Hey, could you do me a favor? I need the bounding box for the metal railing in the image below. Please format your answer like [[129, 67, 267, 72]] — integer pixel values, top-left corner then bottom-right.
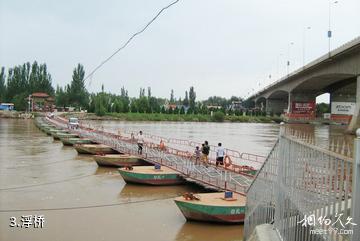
[[244, 124, 360, 241], [41, 117, 253, 194], [78, 120, 266, 169]]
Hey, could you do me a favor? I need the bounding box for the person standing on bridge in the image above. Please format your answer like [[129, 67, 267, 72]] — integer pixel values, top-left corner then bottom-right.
[[137, 131, 144, 155], [194, 146, 201, 165], [202, 141, 210, 166], [216, 143, 225, 167]]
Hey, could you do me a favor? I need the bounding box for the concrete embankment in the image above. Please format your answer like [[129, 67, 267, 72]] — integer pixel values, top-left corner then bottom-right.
[[247, 224, 281, 241]]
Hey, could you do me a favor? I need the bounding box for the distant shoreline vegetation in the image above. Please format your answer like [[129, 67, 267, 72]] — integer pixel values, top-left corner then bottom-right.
[[1, 61, 276, 121], [63, 112, 282, 123], [1, 61, 260, 116]]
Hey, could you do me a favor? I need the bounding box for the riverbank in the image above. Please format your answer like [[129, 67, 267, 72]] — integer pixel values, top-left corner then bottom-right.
[[0, 110, 35, 119], [62, 112, 282, 123]]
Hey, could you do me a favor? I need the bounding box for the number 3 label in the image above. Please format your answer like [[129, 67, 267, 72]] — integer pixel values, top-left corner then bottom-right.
[[9, 217, 16, 227]]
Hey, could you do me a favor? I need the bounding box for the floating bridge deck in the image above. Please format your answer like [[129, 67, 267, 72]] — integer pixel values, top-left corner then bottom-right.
[[40, 116, 265, 195]]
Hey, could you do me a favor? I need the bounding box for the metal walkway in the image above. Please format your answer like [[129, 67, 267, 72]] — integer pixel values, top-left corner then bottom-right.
[[42, 116, 265, 195]]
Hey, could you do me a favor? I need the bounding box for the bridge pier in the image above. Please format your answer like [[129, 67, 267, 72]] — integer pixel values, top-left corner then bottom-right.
[[347, 76, 360, 133], [266, 98, 288, 116]]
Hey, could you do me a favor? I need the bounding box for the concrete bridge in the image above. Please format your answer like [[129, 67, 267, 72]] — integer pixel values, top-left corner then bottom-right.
[[248, 36, 360, 132]]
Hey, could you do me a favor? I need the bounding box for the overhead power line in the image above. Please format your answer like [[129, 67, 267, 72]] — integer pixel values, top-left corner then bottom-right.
[[85, 0, 181, 84]]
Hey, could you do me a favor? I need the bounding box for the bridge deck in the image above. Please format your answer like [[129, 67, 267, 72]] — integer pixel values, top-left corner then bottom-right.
[[41, 117, 263, 195]]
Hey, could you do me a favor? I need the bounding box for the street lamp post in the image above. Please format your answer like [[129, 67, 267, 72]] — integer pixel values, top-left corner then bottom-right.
[[302, 26, 311, 66], [328, 0, 339, 53], [287, 42, 294, 75]]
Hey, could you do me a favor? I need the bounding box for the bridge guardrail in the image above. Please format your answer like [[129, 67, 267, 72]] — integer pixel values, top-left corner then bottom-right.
[[244, 123, 359, 241]]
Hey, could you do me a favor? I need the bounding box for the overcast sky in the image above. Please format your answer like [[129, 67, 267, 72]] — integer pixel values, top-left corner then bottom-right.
[[1, 0, 359, 101]]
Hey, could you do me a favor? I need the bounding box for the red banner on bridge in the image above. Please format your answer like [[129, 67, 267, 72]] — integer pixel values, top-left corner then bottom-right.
[[292, 101, 315, 114]]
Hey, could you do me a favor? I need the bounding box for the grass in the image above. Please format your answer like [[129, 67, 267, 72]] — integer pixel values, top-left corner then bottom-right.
[[96, 112, 279, 123]]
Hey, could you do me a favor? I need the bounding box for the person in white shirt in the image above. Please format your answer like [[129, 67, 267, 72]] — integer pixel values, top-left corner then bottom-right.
[[216, 143, 225, 167], [137, 131, 144, 154]]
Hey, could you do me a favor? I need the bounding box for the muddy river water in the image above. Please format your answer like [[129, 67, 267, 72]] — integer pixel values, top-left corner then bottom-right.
[[0, 119, 353, 241]]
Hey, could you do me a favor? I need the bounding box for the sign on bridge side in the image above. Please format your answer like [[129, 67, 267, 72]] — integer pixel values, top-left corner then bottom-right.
[[331, 102, 356, 115], [292, 101, 315, 114]]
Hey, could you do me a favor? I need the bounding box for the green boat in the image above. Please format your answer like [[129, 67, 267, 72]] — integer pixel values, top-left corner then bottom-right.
[[118, 166, 185, 185], [174, 192, 246, 223], [53, 132, 78, 140], [43, 128, 60, 135], [74, 144, 118, 155], [61, 137, 93, 146], [39, 125, 51, 131], [50, 130, 69, 139]]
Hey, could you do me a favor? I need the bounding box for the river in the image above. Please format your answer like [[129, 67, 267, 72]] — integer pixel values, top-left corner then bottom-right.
[[0, 118, 353, 241]]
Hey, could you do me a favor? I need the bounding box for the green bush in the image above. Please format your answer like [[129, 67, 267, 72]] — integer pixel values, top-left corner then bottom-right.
[[211, 111, 225, 122]]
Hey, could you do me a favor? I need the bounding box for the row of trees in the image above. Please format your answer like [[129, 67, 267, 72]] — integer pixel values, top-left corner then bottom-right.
[[1, 61, 247, 115], [0, 62, 54, 110], [89, 85, 247, 116]]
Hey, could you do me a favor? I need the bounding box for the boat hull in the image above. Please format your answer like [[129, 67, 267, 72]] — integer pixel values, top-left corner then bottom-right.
[[94, 155, 146, 167], [74, 144, 118, 155], [53, 133, 78, 140], [174, 200, 245, 223], [61, 138, 93, 146], [118, 169, 184, 185], [43, 128, 58, 135]]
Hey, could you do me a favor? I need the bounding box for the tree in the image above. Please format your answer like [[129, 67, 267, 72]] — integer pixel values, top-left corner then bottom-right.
[[55, 86, 68, 107], [149, 96, 160, 113], [114, 99, 123, 113], [316, 103, 330, 117], [139, 88, 145, 98], [6, 67, 26, 101], [68, 64, 88, 109], [130, 99, 138, 113], [29, 62, 54, 95], [189, 86, 196, 111], [13, 93, 28, 111], [180, 106, 185, 114], [137, 97, 150, 113], [94, 94, 106, 116], [183, 91, 189, 107], [170, 89, 174, 103], [160, 106, 166, 114], [147, 87, 151, 98], [0, 67, 6, 102]]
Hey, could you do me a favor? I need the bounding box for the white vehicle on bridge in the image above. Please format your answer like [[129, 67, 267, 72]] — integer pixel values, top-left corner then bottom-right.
[[68, 117, 79, 129]]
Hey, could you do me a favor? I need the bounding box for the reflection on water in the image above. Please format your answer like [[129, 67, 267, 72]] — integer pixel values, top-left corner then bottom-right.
[[286, 124, 354, 157], [0, 118, 354, 241], [175, 222, 243, 241]]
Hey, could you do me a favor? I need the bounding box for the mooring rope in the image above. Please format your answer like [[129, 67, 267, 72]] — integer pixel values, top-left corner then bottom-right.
[[0, 173, 96, 191], [1, 159, 78, 170], [0, 194, 180, 212]]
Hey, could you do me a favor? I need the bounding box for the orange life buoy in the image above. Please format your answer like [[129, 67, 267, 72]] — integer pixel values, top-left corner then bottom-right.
[[224, 155, 232, 168]]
